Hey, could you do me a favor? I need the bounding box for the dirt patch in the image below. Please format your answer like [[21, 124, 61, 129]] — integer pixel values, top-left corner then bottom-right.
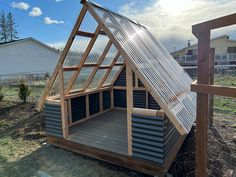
[[0, 101, 235, 177]]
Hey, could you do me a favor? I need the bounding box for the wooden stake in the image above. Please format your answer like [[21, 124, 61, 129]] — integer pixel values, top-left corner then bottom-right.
[[126, 63, 133, 156]]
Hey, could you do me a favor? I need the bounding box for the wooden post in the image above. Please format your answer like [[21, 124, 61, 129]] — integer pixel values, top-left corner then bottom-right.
[[111, 88, 114, 109], [86, 95, 90, 118], [209, 48, 215, 126], [59, 66, 69, 139], [195, 30, 210, 177], [126, 63, 133, 156]]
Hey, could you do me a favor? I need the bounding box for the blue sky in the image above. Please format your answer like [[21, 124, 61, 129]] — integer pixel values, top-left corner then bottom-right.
[[0, 0, 153, 49], [1, 0, 236, 52]]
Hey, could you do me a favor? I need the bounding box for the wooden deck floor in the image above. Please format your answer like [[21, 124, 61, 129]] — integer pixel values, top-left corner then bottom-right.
[[69, 109, 128, 155]]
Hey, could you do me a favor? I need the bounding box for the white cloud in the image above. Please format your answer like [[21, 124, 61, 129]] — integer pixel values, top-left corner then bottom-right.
[[29, 7, 42, 17], [44, 17, 64, 25], [55, 0, 63, 2], [11, 1, 30, 10], [119, 0, 236, 51]]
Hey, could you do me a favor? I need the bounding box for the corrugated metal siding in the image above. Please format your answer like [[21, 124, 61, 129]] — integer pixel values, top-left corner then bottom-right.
[[148, 93, 161, 110], [133, 90, 146, 108], [114, 89, 126, 108], [131, 114, 180, 165], [71, 96, 86, 122], [44, 103, 63, 137], [114, 67, 126, 86], [103, 90, 111, 110], [89, 93, 100, 115]]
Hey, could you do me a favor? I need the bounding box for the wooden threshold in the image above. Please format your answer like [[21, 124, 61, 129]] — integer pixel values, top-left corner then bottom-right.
[[48, 133, 187, 177]]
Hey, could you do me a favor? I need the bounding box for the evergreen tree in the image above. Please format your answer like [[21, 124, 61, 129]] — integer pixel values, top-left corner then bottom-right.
[[7, 12, 18, 41], [0, 11, 8, 43]]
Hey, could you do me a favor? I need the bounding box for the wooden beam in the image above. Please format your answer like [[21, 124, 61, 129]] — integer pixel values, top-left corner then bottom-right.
[[97, 52, 120, 88], [132, 108, 165, 117], [209, 48, 215, 126], [65, 26, 102, 94], [191, 82, 236, 98], [82, 40, 113, 90], [192, 13, 236, 35], [76, 30, 106, 38], [68, 98, 72, 125], [126, 63, 133, 156], [76, 31, 95, 38], [65, 86, 112, 99], [195, 30, 210, 177], [87, 4, 188, 135], [59, 66, 69, 139], [86, 95, 89, 118], [37, 6, 87, 111]]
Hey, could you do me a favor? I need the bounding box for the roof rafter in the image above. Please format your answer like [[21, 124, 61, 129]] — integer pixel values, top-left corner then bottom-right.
[[81, 40, 113, 90], [37, 5, 87, 111], [64, 25, 102, 94]]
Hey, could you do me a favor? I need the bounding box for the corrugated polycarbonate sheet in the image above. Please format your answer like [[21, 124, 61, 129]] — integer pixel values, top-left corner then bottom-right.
[[89, 3, 196, 133]]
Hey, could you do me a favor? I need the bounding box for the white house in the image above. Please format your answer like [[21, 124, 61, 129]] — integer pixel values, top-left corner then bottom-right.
[[0, 37, 60, 75], [171, 35, 236, 66]]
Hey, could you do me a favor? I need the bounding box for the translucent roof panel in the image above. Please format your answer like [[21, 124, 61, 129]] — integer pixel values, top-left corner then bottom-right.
[[88, 69, 108, 89], [48, 74, 60, 97], [71, 67, 94, 91], [79, 11, 98, 33], [89, 3, 196, 134], [63, 71, 74, 89], [101, 44, 118, 66], [84, 35, 109, 64], [63, 36, 91, 67], [103, 66, 122, 86], [116, 55, 125, 63]]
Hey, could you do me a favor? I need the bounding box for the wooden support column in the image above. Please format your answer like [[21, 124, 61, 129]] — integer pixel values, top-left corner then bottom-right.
[[111, 88, 114, 109], [195, 30, 210, 177], [209, 48, 215, 126], [126, 63, 133, 156], [59, 66, 69, 139], [86, 95, 90, 118]]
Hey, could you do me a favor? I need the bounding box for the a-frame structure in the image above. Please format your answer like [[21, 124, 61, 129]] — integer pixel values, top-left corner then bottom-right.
[[39, 1, 196, 176]]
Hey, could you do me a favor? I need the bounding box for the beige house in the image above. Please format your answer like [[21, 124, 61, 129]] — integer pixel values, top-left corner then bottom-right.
[[171, 35, 236, 66]]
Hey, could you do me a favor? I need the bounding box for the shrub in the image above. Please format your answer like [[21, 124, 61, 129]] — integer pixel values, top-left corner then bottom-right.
[[18, 80, 31, 104], [0, 87, 4, 101]]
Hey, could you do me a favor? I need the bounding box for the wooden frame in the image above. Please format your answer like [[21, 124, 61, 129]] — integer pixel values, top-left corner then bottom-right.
[[87, 4, 188, 135], [37, 6, 87, 111], [126, 63, 133, 156], [40, 2, 195, 176], [192, 13, 236, 177]]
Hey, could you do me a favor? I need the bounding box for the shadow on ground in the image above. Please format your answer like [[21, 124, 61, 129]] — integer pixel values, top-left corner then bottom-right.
[[0, 145, 150, 177]]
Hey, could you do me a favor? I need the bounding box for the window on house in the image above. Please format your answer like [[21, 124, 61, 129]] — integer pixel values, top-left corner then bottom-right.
[[227, 46, 236, 53]]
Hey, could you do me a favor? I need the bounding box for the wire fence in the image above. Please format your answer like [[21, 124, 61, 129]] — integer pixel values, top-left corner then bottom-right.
[[0, 66, 235, 176], [183, 65, 236, 177], [0, 71, 50, 102]]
